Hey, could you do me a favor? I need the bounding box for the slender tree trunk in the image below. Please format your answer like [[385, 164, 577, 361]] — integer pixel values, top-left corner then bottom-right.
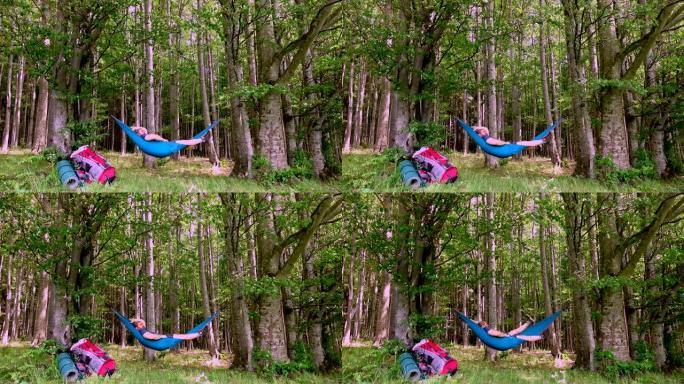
[[1, 56, 13, 154], [198, 221, 219, 361], [353, 62, 367, 148], [539, 206, 560, 357], [10, 56, 25, 149], [143, 0, 157, 169], [1, 253, 14, 345], [484, 2, 498, 169], [195, 13, 221, 169], [539, 6, 561, 168], [144, 194, 156, 361], [484, 193, 497, 360], [343, 62, 354, 153]]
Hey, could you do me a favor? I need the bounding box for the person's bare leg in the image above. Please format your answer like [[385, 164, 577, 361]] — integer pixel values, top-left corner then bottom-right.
[[171, 332, 201, 340], [515, 139, 545, 147], [174, 138, 204, 146], [516, 335, 542, 342], [507, 322, 531, 336], [144, 134, 168, 142]]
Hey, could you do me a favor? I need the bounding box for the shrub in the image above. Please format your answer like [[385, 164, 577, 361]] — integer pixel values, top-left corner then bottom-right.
[[596, 342, 656, 380]]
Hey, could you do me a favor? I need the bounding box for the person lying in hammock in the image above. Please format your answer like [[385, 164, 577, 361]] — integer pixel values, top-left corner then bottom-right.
[[473, 126, 548, 147], [477, 320, 543, 342], [129, 318, 203, 341], [130, 126, 206, 146]]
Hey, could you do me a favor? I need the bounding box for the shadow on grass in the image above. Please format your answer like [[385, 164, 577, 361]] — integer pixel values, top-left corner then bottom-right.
[[342, 150, 684, 193]]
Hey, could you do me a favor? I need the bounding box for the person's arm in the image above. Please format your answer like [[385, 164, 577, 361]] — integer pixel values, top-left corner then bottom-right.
[[485, 137, 509, 146], [487, 329, 510, 338], [141, 331, 167, 340]]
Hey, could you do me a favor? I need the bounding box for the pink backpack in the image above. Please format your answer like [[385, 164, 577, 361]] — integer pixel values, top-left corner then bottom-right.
[[70, 146, 116, 184], [412, 339, 458, 376], [412, 147, 458, 184], [70, 338, 116, 377]]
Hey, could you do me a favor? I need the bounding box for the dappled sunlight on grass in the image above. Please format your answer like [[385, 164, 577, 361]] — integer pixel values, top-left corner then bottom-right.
[[0, 150, 338, 193], [342, 344, 684, 384], [342, 151, 684, 193]]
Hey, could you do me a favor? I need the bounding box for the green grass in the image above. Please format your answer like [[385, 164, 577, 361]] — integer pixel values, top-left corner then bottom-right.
[[0, 343, 340, 383], [0, 150, 339, 193], [341, 343, 684, 383], [342, 150, 684, 193]]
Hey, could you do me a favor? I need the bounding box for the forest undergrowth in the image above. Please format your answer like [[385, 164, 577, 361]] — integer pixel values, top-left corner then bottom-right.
[[0, 344, 341, 384], [0, 151, 339, 192], [341, 151, 684, 193], [341, 344, 684, 384]]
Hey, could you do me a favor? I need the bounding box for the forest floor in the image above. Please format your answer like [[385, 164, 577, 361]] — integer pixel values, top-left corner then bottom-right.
[[342, 150, 684, 192], [342, 343, 684, 383], [0, 150, 338, 192], [0, 343, 340, 383]]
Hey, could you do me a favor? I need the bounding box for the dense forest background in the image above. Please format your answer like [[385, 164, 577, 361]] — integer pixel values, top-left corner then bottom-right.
[[339, 1, 683, 178], [0, 0, 345, 178], [0, 193, 344, 372], [341, 193, 684, 372], [0, 1, 682, 182]]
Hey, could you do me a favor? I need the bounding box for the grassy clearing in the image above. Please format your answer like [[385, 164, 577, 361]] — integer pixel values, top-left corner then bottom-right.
[[0, 150, 339, 193], [341, 343, 684, 384], [0, 343, 340, 384], [341, 150, 684, 193]]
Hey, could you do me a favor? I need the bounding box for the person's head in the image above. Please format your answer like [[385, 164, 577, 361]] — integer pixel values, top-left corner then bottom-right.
[[129, 318, 146, 330], [473, 126, 489, 137], [478, 320, 489, 328], [131, 126, 148, 136]]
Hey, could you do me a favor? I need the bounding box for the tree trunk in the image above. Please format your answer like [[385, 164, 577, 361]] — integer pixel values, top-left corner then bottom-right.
[[645, 255, 667, 369], [561, 1, 595, 177], [10, 56, 25, 149], [198, 221, 220, 361], [484, 2, 498, 169], [1, 253, 14, 345], [31, 77, 49, 153], [144, 194, 157, 361], [31, 271, 49, 346], [343, 62, 354, 153], [372, 271, 391, 346], [539, 7, 561, 168], [196, 15, 221, 169], [561, 193, 596, 370], [1, 55, 13, 154], [219, 0, 253, 177], [484, 193, 497, 361], [374, 77, 391, 151], [539, 208, 560, 357], [143, 0, 157, 169], [353, 62, 367, 148]]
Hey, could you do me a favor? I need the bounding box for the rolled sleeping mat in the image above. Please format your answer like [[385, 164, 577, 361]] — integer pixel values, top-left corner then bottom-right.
[[56, 352, 79, 382], [57, 160, 80, 190], [399, 352, 421, 382], [399, 160, 421, 189]]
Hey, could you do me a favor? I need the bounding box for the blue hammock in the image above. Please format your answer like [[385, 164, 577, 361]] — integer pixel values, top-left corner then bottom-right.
[[114, 311, 219, 351], [457, 311, 561, 351], [458, 119, 560, 158], [112, 116, 219, 158]]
